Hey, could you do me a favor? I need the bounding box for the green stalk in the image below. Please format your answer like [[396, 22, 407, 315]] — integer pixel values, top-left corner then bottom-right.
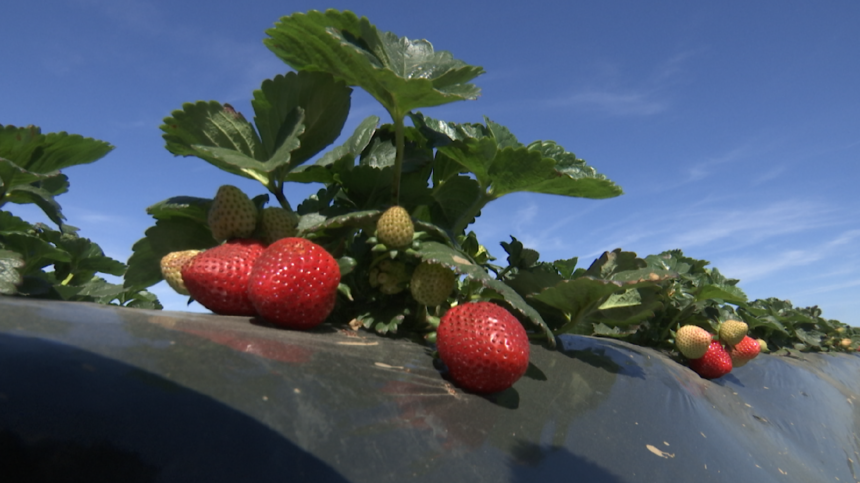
[[270, 180, 294, 212], [390, 113, 406, 206]]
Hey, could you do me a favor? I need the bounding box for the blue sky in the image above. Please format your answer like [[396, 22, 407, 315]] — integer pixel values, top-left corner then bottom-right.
[[5, 1, 859, 324]]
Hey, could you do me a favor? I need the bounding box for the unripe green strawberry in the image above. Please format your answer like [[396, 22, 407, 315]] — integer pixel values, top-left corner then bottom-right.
[[840, 338, 853, 349], [675, 325, 713, 359], [369, 259, 409, 295], [410, 262, 456, 307], [756, 338, 768, 352], [719, 319, 748, 346], [208, 185, 257, 242], [376, 206, 414, 248], [259, 207, 298, 245], [160, 249, 202, 295], [729, 336, 761, 367]]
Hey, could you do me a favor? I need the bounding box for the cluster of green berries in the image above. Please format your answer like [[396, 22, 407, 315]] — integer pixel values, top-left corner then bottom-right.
[[372, 206, 457, 308], [207, 185, 299, 244]]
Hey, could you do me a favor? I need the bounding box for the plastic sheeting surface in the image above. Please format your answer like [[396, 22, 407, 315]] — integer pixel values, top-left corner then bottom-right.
[[1, 297, 859, 482]]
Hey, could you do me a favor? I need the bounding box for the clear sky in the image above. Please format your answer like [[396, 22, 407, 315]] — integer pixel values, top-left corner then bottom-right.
[[5, 1, 859, 324]]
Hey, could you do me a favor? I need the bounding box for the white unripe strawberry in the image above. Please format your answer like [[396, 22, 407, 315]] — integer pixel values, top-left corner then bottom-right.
[[675, 325, 713, 359], [160, 249, 202, 295], [719, 319, 749, 347]]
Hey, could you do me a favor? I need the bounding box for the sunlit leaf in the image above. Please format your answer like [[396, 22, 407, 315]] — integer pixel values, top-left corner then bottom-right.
[[0, 124, 113, 174], [252, 71, 351, 169], [0, 249, 25, 294], [265, 9, 483, 118], [161, 101, 268, 179]]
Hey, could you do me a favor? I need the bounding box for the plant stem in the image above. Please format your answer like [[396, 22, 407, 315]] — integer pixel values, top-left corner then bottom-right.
[[390, 114, 405, 206], [271, 181, 293, 212]]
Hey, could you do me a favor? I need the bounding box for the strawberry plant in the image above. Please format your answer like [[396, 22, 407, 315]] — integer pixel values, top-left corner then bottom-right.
[[117, 8, 857, 389], [0, 124, 159, 307]]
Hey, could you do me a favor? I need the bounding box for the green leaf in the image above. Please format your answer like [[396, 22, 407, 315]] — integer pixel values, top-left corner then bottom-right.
[[430, 175, 482, 231], [337, 256, 357, 276], [288, 115, 380, 184], [437, 137, 497, 189], [3, 184, 65, 225], [0, 158, 44, 190], [339, 165, 395, 210], [525, 141, 622, 198], [125, 219, 217, 289], [553, 257, 579, 279], [505, 266, 565, 298], [585, 249, 644, 279], [311, 115, 379, 169], [530, 276, 664, 335], [422, 115, 622, 207], [0, 211, 33, 235], [252, 71, 351, 169], [302, 209, 380, 235], [414, 241, 554, 347], [264, 9, 484, 119], [1, 233, 71, 274], [696, 283, 748, 304], [0, 249, 25, 294], [161, 101, 268, 179], [411, 112, 488, 146], [52, 235, 126, 278], [0, 124, 113, 174], [146, 196, 212, 225]]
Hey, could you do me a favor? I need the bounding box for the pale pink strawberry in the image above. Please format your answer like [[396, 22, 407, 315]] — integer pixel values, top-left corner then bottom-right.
[[729, 336, 761, 367]]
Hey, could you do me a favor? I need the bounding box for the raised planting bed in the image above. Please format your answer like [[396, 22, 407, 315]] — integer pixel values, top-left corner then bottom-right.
[[1, 296, 859, 482]]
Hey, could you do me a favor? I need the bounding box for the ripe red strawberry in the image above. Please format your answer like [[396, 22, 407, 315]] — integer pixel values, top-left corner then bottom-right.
[[729, 335, 761, 367], [436, 302, 530, 394], [248, 237, 340, 330], [688, 341, 733, 379], [181, 239, 265, 316]]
